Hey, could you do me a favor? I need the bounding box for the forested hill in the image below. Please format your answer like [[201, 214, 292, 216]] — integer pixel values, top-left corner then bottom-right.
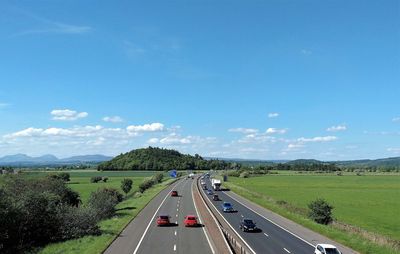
[[97, 147, 230, 171]]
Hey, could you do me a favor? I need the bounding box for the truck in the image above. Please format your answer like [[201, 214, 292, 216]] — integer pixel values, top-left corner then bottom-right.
[[211, 178, 221, 191]]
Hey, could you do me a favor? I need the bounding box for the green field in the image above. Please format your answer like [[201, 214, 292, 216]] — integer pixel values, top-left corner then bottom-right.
[[223, 174, 400, 253]]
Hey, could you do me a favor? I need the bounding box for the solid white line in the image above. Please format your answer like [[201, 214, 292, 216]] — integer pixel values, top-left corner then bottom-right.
[[195, 179, 234, 254], [191, 180, 216, 254], [174, 244, 176, 251], [132, 180, 181, 254], [284, 247, 291, 253], [224, 191, 315, 247], [202, 181, 257, 254], [264, 233, 269, 237]]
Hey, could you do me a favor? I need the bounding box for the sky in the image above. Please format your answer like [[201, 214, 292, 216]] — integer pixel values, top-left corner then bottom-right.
[[0, 0, 399, 160]]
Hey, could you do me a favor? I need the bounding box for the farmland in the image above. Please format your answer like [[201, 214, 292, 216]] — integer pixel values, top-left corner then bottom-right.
[[223, 173, 400, 253]]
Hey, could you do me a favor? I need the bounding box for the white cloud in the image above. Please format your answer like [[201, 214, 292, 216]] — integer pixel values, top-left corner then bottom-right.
[[268, 112, 279, 118], [387, 148, 400, 154], [51, 109, 88, 121], [126, 123, 164, 135], [228, 128, 259, 134], [288, 143, 305, 149], [103, 116, 123, 123], [297, 136, 337, 142], [266, 128, 287, 134], [327, 125, 347, 132], [392, 117, 400, 122], [4, 127, 44, 138]]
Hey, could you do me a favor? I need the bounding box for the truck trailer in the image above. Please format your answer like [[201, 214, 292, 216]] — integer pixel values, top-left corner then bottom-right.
[[211, 179, 221, 191]]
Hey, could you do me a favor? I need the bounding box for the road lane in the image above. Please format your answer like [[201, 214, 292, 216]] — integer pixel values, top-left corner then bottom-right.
[[136, 178, 213, 254], [202, 178, 314, 254]]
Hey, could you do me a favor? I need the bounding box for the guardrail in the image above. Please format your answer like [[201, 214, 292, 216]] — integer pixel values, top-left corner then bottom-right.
[[195, 177, 253, 254]]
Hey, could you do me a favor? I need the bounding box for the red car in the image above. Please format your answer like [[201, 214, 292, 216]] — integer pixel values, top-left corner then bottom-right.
[[183, 215, 198, 227], [171, 190, 178, 197], [156, 215, 171, 226]]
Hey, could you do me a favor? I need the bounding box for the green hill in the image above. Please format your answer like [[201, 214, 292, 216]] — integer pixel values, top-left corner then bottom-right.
[[97, 147, 230, 171]]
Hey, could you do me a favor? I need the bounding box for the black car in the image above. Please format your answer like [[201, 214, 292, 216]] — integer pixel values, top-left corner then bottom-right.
[[212, 194, 219, 201], [239, 218, 257, 232]]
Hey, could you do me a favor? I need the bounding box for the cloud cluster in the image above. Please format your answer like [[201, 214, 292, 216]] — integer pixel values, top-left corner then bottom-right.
[[266, 128, 287, 134], [103, 116, 123, 123], [327, 125, 347, 132], [228, 128, 259, 134], [268, 112, 279, 118], [297, 136, 338, 142], [51, 109, 88, 121]]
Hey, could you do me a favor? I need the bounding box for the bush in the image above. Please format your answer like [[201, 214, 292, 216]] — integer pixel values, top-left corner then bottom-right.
[[152, 173, 164, 183], [90, 176, 102, 183], [57, 206, 100, 240], [88, 188, 122, 220], [308, 198, 334, 225], [121, 178, 133, 195], [239, 171, 250, 178], [58, 172, 70, 182], [139, 179, 155, 193], [102, 176, 108, 182]]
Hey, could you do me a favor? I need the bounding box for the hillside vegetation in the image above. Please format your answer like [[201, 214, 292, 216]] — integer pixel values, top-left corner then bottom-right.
[[97, 147, 231, 171]]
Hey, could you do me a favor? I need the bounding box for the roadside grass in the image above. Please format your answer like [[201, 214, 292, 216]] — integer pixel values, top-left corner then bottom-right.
[[223, 175, 400, 254], [39, 177, 176, 254]]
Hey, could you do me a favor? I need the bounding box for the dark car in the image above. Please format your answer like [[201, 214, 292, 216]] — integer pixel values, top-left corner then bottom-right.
[[171, 190, 178, 197], [156, 215, 171, 226], [206, 189, 213, 195], [222, 202, 235, 212], [239, 218, 257, 232], [212, 194, 219, 201]]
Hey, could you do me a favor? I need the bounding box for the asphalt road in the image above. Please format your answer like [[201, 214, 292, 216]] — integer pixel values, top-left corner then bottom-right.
[[105, 178, 214, 254], [201, 178, 315, 254]]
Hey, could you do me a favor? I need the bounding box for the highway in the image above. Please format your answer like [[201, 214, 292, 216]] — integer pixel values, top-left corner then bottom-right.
[[105, 178, 214, 254], [201, 177, 315, 254]]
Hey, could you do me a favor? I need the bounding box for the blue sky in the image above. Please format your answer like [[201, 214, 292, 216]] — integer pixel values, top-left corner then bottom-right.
[[0, 0, 399, 160]]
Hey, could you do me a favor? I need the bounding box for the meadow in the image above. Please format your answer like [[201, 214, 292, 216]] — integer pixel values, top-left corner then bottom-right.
[[223, 174, 400, 254]]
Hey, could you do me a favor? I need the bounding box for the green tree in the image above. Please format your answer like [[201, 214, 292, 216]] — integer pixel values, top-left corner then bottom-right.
[[121, 178, 133, 196], [308, 198, 334, 225]]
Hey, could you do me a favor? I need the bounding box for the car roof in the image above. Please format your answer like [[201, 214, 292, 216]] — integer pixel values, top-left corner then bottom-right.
[[186, 215, 196, 217], [317, 244, 337, 249], [159, 214, 169, 217]]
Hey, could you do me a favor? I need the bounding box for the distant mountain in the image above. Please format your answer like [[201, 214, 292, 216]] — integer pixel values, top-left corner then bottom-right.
[[333, 157, 400, 168], [286, 159, 325, 165], [0, 154, 113, 166]]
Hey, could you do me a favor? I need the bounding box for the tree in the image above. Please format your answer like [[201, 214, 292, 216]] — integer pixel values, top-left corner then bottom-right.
[[88, 188, 122, 220], [308, 198, 334, 225], [58, 172, 70, 182], [121, 178, 133, 195]]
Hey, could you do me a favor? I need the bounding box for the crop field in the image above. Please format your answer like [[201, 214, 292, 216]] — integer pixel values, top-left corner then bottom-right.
[[227, 175, 400, 241]]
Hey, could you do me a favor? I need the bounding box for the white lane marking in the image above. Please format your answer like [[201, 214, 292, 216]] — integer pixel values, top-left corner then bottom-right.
[[175, 230, 177, 236], [264, 233, 269, 237], [191, 180, 216, 254], [201, 181, 256, 254], [175, 221, 178, 224], [284, 248, 291, 253], [176, 214, 178, 217], [224, 191, 315, 247], [177, 208, 179, 212], [132, 180, 181, 254], [174, 244, 176, 251], [241, 214, 244, 218], [195, 179, 234, 254]]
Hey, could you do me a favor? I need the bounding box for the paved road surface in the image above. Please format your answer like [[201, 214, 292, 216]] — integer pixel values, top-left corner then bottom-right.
[[105, 178, 213, 254], [202, 178, 315, 254]]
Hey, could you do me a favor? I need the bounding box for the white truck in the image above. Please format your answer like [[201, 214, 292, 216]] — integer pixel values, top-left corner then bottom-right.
[[211, 178, 221, 191]]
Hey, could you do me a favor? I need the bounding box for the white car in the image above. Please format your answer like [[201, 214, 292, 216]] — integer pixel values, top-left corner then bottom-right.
[[315, 244, 342, 254]]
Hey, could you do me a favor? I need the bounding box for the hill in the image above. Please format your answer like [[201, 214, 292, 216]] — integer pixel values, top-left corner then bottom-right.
[[0, 154, 112, 167], [97, 147, 230, 171], [334, 157, 400, 168]]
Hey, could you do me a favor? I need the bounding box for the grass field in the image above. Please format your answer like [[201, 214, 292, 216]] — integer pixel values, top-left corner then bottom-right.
[[223, 174, 400, 254]]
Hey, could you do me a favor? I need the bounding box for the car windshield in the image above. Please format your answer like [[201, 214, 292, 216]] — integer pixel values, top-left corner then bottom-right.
[[159, 216, 169, 220], [325, 248, 340, 254], [187, 217, 196, 220], [244, 219, 254, 224], [224, 203, 231, 207]]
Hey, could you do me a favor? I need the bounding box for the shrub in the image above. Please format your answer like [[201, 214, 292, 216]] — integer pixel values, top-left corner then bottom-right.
[[58, 172, 70, 182], [102, 176, 108, 182], [308, 198, 334, 225], [139, 179, 155, 193], [56, 206, 100, 240], [240, 171, 250, 178], [152, 173, 164, 183], [121, 178, 133, 195], [90, 176, 102, 183], [88, 188, 122, 220]]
